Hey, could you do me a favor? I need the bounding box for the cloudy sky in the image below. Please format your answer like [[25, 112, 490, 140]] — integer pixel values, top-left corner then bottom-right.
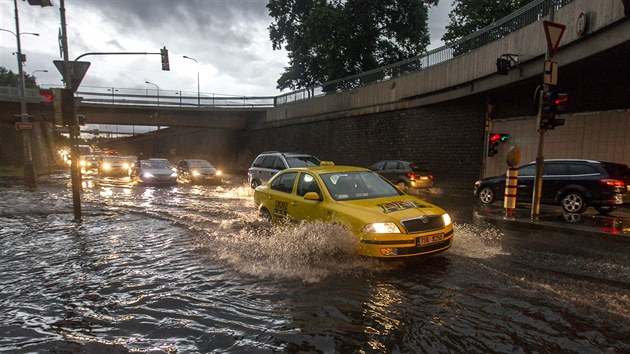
[[1, 0, 453, 98]]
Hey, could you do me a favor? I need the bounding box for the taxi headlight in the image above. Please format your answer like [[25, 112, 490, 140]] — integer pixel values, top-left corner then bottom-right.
[[102, 162, 111, 170], [442, 213, 452, 227], [363, 222, 401, 234], [123, 163, 130, 169], [170, 172, 178, 177], [192, 170, 201, 176]]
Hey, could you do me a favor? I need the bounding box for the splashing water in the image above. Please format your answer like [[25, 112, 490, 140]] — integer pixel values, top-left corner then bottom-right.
[[450, 222, 509, 259], [199, 219, 382, 283]]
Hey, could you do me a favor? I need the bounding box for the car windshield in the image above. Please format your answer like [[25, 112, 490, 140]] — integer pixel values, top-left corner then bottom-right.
[[320, 171, 403, 201], [103, 157, 123, 163], [142, 160, 171, 169], [188, 160, 213, 168], [286, 156, 320, 168]]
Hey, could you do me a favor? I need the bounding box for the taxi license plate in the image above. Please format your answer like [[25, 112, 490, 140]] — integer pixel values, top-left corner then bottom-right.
[[417, 233, 444, 246]]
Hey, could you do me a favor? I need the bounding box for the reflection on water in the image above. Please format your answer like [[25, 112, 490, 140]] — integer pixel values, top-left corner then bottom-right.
[[0, 175, 628, 353]]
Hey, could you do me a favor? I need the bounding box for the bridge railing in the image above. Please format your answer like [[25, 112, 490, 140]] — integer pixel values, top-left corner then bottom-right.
[[275, 0, 574, 105], [74, 86, 275, 108]]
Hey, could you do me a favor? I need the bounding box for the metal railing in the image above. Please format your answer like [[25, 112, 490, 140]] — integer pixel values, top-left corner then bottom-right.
[[275, 0, 574, 105]]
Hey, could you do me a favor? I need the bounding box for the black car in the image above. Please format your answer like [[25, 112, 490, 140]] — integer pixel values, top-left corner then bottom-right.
[[474, 159, 630, 214], [369, 160, 434, 189]]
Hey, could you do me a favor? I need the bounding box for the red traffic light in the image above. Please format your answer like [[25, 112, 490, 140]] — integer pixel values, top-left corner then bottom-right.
[[39, 88, 53, 104]]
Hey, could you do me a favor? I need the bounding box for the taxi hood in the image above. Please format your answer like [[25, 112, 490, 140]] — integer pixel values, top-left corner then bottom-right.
[[337, 195, 445, 221]]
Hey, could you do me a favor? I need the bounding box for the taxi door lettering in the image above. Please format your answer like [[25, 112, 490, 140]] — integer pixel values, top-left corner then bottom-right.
[[274, 200, 288, 216]]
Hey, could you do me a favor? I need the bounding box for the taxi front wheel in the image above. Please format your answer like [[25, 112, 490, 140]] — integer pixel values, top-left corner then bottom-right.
[[259, 208, 272, 223]]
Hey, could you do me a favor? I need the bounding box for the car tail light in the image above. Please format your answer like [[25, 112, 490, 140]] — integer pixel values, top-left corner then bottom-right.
[[600, 179, 625, 187], [407, 172, 418, 180]]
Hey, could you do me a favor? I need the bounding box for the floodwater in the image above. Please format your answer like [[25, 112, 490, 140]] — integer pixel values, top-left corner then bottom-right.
[[0, 174, 629, 353]]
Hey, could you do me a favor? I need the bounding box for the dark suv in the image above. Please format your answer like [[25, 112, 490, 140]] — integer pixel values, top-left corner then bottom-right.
[[474, 159, 630, 214], [247, 152, 321, 188]]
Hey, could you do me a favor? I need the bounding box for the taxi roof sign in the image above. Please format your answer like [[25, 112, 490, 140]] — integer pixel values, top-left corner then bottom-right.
[[543, 20, 566, 57]]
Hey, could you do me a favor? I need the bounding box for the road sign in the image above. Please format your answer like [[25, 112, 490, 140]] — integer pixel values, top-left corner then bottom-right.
[[543, 21, 566, 57], [15, 122, 35, 131], [544, 60, 558, 86], [53, 60, 91, 90]]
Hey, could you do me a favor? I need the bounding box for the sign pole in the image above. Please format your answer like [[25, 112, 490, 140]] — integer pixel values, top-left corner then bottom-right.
[[59, 0, 82, 221]]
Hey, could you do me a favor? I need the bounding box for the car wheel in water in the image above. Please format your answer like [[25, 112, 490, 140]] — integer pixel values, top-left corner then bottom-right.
[[594, 205, 616, 215], [259, 208, 272, 223], [561, 192, 587, 213], [477, 186, 495, 204]]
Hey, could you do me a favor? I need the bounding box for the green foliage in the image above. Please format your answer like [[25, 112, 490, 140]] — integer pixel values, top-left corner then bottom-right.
[[442, 0, 531, 44], [267, 0, 438, 91], [0, 66, 38, 88]]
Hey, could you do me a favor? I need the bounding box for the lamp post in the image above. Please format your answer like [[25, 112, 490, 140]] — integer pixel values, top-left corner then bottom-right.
[[183, 55, 200, 106], [145, 80, 159, 106], [107, 87, 118, 104], [1, 3, 40, 189]]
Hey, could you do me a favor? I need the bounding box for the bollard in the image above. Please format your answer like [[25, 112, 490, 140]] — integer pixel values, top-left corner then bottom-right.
[[503, 167, 518, 216]]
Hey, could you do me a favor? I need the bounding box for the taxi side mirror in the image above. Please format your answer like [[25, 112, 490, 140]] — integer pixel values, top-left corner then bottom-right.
[[304, 192, 321, 201]]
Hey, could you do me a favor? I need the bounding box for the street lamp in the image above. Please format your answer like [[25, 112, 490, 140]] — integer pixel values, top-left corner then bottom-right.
[[107, 87, 119, 104], [145, 81, 160, 106], [0, 6, 41, 188], [31, 69, 48, 76], [183, 55, 200, 106]]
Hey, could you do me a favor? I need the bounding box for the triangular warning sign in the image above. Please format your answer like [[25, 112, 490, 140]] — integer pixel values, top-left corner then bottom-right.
[[53, 60, 91, 90], [543, 20, 566, 57]]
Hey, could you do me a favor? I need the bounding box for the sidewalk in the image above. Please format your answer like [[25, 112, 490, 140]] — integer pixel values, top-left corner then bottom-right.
[[474, 202, 630, 240]]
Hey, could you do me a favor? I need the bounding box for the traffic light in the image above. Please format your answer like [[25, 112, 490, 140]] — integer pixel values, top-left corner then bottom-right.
[[539, 90, 568, 130], [160, 47, 170, 71], [487, 133, 510, 157], [496, 57, 510, 75], [488, 134, 500, 157], [39, 88, 53, 104], [52, 88, 76, 126], [26, 0, 53, 6]]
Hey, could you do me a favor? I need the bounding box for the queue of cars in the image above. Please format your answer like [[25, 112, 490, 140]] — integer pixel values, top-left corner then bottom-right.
[[77, 153, 222, 186]]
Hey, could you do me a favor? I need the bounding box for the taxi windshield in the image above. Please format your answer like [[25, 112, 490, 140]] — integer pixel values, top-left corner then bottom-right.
[[320, 171, 402, 201]]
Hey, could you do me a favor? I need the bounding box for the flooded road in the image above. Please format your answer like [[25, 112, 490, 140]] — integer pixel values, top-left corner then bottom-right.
[[1, 174, 629, 353]]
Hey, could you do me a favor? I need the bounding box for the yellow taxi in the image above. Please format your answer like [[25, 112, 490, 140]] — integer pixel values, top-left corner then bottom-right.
[[253, 164, 454, 258]]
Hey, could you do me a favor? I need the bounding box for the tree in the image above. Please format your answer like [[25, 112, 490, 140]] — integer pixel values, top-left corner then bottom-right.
[[442, 0, 531, 44], [267, 0, 438, 92], [0, 66, 38, 88]]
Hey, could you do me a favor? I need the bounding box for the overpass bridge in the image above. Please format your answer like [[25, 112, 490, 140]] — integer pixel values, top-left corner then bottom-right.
[[1, 0, 628, 186]]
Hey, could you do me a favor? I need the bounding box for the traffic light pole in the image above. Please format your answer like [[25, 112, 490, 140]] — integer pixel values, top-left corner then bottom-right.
[[532, 89, 546, 219], [59, 0, 82, 221]]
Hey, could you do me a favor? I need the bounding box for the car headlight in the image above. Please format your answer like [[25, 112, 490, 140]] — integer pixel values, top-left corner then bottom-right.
[[123, 163, 130, 169], [362, 222, 401, 234], [79, 160, 86, 167], [143, 172, 154, 178], [442, 213, 452, 227], [192, 170, 200, 176], [170, 172, 177, 177], [216, 170, 222, 176], [102, 162, 111, 170]]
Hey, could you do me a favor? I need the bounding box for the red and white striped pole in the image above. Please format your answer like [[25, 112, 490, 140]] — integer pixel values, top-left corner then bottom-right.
[[504, 167, 518, 216]]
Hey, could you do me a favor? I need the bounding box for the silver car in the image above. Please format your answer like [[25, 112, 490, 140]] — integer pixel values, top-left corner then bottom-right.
[[132, 159, 178, 184], [247, 151, 320, 188]]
